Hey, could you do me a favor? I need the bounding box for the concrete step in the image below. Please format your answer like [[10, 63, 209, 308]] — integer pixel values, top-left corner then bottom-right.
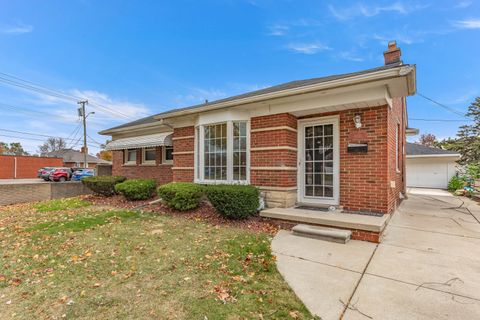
[[292, 224, 351, 244], [260, 207, 389, 233]]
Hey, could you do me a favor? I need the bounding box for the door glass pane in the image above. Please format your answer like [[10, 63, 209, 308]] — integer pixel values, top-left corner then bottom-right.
[[304, 124, 334, 199]]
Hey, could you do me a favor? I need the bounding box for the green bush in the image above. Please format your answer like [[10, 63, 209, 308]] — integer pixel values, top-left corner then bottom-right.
[[205, 185, 259, 219], [115, 179, 157, 200], [448, 175, 465, 192], [157, 182, 204, 211], [82, 176, 126, 196]]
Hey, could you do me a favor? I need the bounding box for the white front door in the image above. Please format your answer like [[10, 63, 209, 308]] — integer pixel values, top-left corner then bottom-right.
[[298, 116, 340, 206]]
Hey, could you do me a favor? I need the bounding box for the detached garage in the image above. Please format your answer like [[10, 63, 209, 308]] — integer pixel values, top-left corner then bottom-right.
[[406, 143, 461, 189]]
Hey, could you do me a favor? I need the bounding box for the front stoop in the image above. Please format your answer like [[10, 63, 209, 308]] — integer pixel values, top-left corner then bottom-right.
[[260, 207, 390, 243], [292, 224, 351, 244]]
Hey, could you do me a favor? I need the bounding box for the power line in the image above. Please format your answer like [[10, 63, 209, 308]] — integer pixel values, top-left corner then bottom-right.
[[0, 128, 99, 147], [417, 92, 468, 118], [0, 72, 134, 119], [86, 134, 105, 146], [0, 134, 99, 150], [409, 118, 474, 122]]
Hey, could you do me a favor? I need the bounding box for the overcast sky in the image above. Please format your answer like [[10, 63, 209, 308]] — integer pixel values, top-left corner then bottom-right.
[[0, 0, 478, 154]]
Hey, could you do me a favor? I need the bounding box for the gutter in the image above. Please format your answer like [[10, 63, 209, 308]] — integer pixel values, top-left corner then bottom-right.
[[406, 154, 461, 158]]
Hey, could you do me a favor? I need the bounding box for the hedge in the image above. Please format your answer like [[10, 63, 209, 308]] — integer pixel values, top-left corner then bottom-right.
[[82, 176, 126, 196], [157, 182, 203, 211], [205, 184, 259, 219], [115, 179, 157, 200]]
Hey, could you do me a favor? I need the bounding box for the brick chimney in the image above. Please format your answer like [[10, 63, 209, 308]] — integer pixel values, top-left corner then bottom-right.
[[384, 40, 401, 65]]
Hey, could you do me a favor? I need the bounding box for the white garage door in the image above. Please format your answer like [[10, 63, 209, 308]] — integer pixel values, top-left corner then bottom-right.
[[406, 157, 457, 189]]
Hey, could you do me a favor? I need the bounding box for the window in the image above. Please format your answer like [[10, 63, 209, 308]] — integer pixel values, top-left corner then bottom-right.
[[124, 149, 137, 165], [204, 123, 227, 180], [163, 146, 173, 164], [233, 122, 247, 181], [197, 121, 248, 183], [142, 147, 156, 164]]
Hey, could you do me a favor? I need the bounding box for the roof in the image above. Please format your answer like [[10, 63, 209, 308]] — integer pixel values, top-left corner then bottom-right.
[[45, 149, 109, 164], [102, 62, 405, 133], [406, 143, 460, 157], [104, 132, 173, 150]]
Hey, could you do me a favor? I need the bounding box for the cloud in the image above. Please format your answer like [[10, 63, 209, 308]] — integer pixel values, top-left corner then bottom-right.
[[267, 24, 289, 36], [338, 51, 364, 62], [445, 89, 478, 104], [455, 1, 472, 8], [452, 18, 480, 29], [373, 33, 418, 45], [32, 89, 150, 121], [329, 2, 428, 20], [286, 42, 331, 54], [173, 88, 228, 107], [0, 23, 33, 35]]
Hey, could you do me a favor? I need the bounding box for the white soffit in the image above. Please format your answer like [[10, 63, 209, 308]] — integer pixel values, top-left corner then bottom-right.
[[105, 132, 173, 150]]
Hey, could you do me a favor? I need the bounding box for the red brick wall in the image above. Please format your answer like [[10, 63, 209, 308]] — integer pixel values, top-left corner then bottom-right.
[[0, 155, 63, 179], [251, 113, 297, 187], [338, 107, 389, 213], [387, 97, 406, 212], [111, 146, 173, 185], [172, 126, 195, 182], [299, 105, 391, 213]]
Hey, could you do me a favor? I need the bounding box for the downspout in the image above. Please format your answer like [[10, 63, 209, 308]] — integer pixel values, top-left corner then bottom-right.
[[14, 157, 17, 179]]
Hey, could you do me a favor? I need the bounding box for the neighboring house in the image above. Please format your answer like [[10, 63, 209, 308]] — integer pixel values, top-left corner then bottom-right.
[[406, 143, 460, 189], [100, 41, 416, 215], [45, 149, 111, 168], [0, 155, 63, 179]]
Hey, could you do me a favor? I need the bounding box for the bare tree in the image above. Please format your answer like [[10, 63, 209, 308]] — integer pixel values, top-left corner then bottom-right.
[[38, 137, 67, 155], [418, 133, 437, 147]]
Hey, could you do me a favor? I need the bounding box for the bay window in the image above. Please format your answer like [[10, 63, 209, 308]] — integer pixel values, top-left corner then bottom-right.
[[196, 121, 248, 183]]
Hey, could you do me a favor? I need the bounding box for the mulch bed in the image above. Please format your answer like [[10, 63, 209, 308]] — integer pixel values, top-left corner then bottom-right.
[[84, 194, 291, 235]]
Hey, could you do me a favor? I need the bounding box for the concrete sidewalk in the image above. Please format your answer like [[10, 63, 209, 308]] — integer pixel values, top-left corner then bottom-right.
[[272, 189, 480, 319]]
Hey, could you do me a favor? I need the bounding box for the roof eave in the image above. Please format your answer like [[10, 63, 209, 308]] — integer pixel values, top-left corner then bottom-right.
[[406, 154, 461, 158], [153, 65, 416, 120]]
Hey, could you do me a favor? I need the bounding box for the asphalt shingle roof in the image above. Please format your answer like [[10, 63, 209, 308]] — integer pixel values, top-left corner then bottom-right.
[[406, 143, 459, 156], [45, 149, 109, 164], [104, 62, 405, 132]]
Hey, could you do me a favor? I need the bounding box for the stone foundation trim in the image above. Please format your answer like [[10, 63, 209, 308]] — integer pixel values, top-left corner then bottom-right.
[[251, 146, 297, 152], [251, 166, 297, 171], [251, 126, 297, 133], [258, 186, 298, 191], [172, 167, 195, 170], [172, 151, 194, 155]]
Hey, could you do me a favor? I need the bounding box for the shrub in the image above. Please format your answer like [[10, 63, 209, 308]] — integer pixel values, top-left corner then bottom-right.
[[82, 176, 126, 196], [115, 179, 157, 200], [157, 182, 204, 211], [448, 175, 465, 192], [205, 185, 259, 219]]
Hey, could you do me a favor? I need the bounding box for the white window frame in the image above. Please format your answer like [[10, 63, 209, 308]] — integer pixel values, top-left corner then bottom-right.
[[124, 149, 137, 165], [162, 146, 173, 164], [142, 147, 157, 165], [194, 120, 250, 184]]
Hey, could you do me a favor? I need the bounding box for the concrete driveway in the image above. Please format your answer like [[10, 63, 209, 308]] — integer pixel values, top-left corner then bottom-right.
[[272, 189, 480, 319]]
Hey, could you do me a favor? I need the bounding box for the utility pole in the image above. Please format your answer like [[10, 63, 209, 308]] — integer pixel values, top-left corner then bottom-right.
[[77, 100, 89, 168]]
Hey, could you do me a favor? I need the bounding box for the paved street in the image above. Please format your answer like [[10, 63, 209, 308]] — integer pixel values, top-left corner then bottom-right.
[[272, 189, 480, 319]]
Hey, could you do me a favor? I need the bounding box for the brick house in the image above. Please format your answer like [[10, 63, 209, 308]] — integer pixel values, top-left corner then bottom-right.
[[45, 149, 110, 169], [100, 42, 416, 219]]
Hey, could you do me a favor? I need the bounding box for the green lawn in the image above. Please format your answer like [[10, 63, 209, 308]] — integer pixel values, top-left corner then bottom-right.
[[0, 198, 313, 319]]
